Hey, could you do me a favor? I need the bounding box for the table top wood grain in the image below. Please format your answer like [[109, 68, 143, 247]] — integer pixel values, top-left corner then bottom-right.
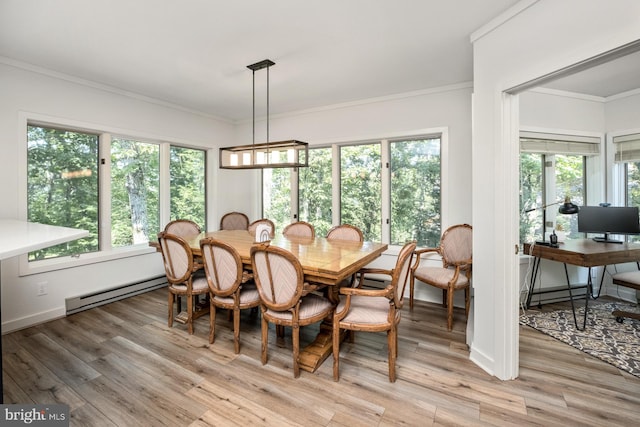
[[184, 229, 388, 285]]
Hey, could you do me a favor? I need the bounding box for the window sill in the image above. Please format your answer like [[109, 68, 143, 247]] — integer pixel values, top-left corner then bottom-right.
[[19, 244, 159, 277]]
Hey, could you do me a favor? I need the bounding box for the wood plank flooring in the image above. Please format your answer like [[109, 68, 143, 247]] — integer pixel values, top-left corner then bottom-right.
[[2, 289, 639, 426]]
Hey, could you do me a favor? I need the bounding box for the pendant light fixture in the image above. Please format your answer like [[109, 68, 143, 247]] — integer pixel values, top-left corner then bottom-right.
[[219, 59, 308, 169]]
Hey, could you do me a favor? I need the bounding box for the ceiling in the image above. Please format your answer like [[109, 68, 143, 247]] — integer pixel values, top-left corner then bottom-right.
[[1, 0, 638, 124]]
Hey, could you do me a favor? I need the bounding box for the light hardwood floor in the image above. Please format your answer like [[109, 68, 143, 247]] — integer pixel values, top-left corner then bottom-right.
[[2, 289, 639, 426]]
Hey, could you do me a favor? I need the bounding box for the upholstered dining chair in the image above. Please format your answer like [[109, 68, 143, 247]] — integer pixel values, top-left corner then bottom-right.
[[157, 231, 210, 334], [200, 237, 260, 353], [164, 219, 201, 237], [326, 224, 364, 287], [332, 240, 416, 382], [326, 224, 363, 242], [220, 212, 250, 231], [248, 218, 276, 240], [282, 221, 315, 238], [250, 242, 334, 378], [409, 223, 472, 331]]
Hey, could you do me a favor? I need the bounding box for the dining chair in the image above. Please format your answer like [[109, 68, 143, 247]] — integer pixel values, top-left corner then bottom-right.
[[282, 221, 315, 238], [164, 219, 201, 237], [220, 212, 250, 231], [157, 231, 210, 334], [326, 224, 363, 287], [200, 237, 260, 353], [409, 223, 472, 330], [250, 242, 334, 378], [248, 218, 276, 240], [332, 240, 416, 382], [326, 224, 363, 242]]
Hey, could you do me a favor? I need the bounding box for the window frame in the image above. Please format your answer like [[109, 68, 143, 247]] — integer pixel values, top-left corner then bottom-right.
[[18, 112, 209, 276]]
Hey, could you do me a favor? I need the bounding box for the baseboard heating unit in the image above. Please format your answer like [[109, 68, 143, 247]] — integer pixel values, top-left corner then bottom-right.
[[65, 275, 166, 315]]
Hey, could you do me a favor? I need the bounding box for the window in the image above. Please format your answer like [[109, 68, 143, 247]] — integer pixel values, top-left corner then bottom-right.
[[390, 138, 441, 247], [614, 132, 640, 242], [27, 125, 99, 260], [519, 132, 599, 244], [111, 137, 160, 247], [263, 132, 442, 247], [299, 147, 332, 236], [170, 146, 206, 226], [340, 143, 382, 242], [26, 122, 206, 264]]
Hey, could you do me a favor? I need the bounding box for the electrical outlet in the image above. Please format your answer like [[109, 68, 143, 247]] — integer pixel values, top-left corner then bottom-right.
[[37, 282, 48, 296]]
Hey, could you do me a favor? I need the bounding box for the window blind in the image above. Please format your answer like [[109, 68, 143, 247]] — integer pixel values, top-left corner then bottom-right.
[[519, 131, 600, 156], [613, 133, 640, 162]]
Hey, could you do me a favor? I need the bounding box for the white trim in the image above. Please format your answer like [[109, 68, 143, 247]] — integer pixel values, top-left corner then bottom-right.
[[527, 87, 605, 103], [0, 56, 231, 123], [470, 0, 539, 43]]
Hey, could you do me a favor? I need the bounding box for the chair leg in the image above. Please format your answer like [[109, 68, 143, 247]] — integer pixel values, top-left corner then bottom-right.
[[187, 292, 194, 335], [442, 289, 447, 307], [261, 315, 269, 365], [168, 292, 174, 327], [446, 288, 454, 331], [333, 320, 341, 381], [233, 307, 241, 354], [409, 276, 415, 310], [388, 326, 397, 382], [292, 325, 300, 378], [464, 287, 470, 318], [209, 304, 216, 344]]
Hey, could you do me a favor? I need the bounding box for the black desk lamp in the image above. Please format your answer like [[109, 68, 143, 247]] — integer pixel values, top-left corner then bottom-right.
[[525, 196, 579, 246]]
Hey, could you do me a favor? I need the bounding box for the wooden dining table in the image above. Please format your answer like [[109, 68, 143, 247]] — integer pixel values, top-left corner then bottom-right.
[[156, 229, 388, 372]]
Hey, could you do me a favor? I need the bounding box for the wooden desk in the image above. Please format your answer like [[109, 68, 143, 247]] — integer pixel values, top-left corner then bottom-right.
[[524, 239, 640, 329], [0, 220, 89, 403], [171, 229, 388, 372]]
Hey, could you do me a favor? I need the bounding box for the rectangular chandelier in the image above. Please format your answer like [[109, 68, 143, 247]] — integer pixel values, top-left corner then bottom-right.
[[219, 59, 309, 170], [219, 140, 308, 169]]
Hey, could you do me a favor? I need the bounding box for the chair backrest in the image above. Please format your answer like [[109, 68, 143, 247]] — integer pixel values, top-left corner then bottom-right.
[[392, 241, 417, 308], [164, 219, 201, 237], [157, 231, 194, 285], [220, 212, 250, 230], [250, 243, 305, 311], [440, 224, 473, 267], [282, 221, 315, 238], [248, 218, 276, 239], [200, 238, 243, 297], [326, 224, 363, 242]]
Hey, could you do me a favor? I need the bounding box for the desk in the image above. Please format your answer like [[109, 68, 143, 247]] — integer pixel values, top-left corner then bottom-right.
[[524, 239, 640, 329], [0, 220, 89, 403], [174, 229, 388, 371]]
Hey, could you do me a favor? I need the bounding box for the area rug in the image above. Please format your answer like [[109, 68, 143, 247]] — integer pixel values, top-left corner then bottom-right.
[[519, 300, 640, 378]]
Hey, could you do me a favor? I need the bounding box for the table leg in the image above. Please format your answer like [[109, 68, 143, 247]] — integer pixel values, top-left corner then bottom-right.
[[525, 256, 542, 309], [564, 263, 588, 330]]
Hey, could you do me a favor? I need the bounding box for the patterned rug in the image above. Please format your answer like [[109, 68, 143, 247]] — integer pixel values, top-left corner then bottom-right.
[[519, 300, 640, 378]]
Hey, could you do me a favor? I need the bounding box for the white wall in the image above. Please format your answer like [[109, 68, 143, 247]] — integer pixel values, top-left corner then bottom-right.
[[472, 0, 640, 380], [0, 62, 237, 332]]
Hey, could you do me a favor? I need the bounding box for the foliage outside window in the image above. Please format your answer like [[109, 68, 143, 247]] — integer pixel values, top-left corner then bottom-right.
[[299, 147, 332, 237], [27, 125, 99, 260], [626, 162, 640, 243], [520, 153, 585, 244], [265, 136, 441, 246], [170, 146, 206, 228], [263, 167, 292, 234], [390, 138, 441, 247], [340, 144, 382, 242], [111, 138, 160, 247], [27, 123, 206, 262]]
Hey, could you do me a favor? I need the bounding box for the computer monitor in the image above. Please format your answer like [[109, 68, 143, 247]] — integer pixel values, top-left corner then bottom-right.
[[577, 205, 640, 243]]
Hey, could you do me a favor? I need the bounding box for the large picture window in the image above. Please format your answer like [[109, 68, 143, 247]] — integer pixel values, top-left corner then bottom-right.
[[27, 125, 100, 260], [263, 133, 442, 247], [27, 122, 206, 263]]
